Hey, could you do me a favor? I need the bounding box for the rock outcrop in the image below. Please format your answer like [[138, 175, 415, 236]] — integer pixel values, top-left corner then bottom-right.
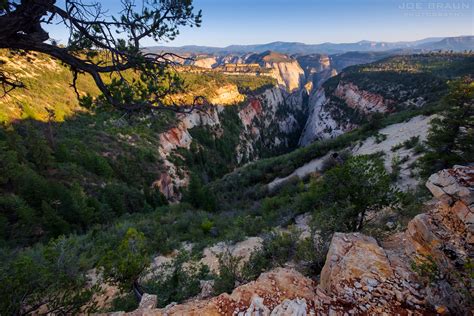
[[266, 60, 305, 92], [110, 268, 317, 316], [404, 165, 474, 313], [317, 164, 474, 315], [247, 51, 305, 92], [298, 89, 353, 146], [154, 108, 221, 200], [192, 56, 218, 69], [318, 232, 427, 314], [299, 80, 395, 146], [334, 82, 394, 114], [209, 85, 245, 105], [119, 165, 473, 315], [296, 54, 337, 90]]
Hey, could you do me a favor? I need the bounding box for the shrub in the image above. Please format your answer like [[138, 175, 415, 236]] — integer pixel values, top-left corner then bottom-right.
[[374, 132, 387, 144], [295, 231, 331, 276], [200, 219, 214, 234], [100, 228, 150, 292], [410, 255, 440, 285], [0, 236, 100, 315], [391, 155, 402, 181], [403, 136, 420, 149], [144, 252, 209, 307], [213, 250, 243, 295], [183, 174, 217, 212], [108, 293, 138, 313], [241, 230, 299, 281]]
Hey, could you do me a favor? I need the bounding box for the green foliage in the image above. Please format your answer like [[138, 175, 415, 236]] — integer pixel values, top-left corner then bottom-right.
[[200, 219, 214, 234], [213, 251, 243, 295], [0, 236, 99, 315], [451, 259, 474, 307], [403, 136, 420, 149], [375, 132, 387, 144], [143, 252, 209, 308], [420, 77, 474, 176], [0, 113, 170, 247], [390, 155, 402, 181], [410, 255, 440, 285], [312, 156, 395, 232], [177, 72, 276, 99], [294, 233, 330, 276], [183, 174, 217, 212], [241, 230, 299, 281], [108, 293, 139, 313], [395, 187, 429, 220], [100, 228, 150, 292]]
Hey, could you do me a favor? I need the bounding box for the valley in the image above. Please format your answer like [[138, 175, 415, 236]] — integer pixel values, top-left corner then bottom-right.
[[0, 47, 473, 315]]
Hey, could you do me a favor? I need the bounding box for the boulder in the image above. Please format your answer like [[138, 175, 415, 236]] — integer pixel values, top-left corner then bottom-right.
[[426, 165, 474, 206], [111, 268, 317, 315], [138, 293, 158, 310], [319, 233, 394, 294]]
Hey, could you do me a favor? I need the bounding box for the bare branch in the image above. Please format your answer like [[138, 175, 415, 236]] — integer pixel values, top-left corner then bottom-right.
[[0, 0, 204, 112]]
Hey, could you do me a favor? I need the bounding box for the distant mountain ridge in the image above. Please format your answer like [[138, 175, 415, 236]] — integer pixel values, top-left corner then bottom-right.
[[146, 36, 473, 55]]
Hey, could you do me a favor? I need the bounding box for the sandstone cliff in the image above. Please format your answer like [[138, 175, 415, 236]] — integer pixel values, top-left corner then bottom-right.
[[299, 81, 393, 146], [296, 54, 337, 90], [299, 88, 353, 146], [193, 57, 218, 69], [246, 52, 305, 92], [154, 86, 306, 201]]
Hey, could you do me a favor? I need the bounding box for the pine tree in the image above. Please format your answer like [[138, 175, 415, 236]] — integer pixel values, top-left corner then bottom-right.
[[420, 77, 474, 176]]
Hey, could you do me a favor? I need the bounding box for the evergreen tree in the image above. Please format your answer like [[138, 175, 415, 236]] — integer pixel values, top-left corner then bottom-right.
[[420, 77, 474, 176], [184, 174, 217, 212], [313, 155, 395, 231]]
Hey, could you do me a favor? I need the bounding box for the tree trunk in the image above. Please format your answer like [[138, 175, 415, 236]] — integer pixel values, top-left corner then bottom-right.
[[356, 211, 365, 231]]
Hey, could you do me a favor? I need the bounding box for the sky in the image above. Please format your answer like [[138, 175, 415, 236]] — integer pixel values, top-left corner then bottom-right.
[[46, 0, 473, 47]]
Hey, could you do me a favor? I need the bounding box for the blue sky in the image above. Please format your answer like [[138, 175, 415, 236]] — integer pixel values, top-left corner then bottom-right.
[[46, 0, 473, 47]]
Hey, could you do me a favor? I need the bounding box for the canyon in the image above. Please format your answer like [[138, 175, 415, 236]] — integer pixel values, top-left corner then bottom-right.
[[151, 52, 473, 200], [0, 48, 472, 316], [151, 50, 393, 195], [2, 1, 474, 314]]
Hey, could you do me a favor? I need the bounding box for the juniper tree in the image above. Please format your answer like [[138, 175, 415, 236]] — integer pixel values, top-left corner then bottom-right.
[[0, 0, 204, 111]]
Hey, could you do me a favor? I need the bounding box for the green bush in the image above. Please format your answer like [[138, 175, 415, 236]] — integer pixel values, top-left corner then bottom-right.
[[108, 293, 139, 313], [0, 236, 99, 315], [183, 174, 216, 212], [213, 251, 243, 295], [100, 228, 150, 292], [241, 230, 299, 281], [143, 252, 209, 307]]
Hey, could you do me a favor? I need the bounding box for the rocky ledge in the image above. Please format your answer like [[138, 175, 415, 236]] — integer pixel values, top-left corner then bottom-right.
[[113, 165, 473, 315]]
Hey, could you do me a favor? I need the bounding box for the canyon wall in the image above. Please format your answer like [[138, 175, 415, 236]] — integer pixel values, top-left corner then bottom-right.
[[154, 85, 306, 201], [299, 80, 396, 146]]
